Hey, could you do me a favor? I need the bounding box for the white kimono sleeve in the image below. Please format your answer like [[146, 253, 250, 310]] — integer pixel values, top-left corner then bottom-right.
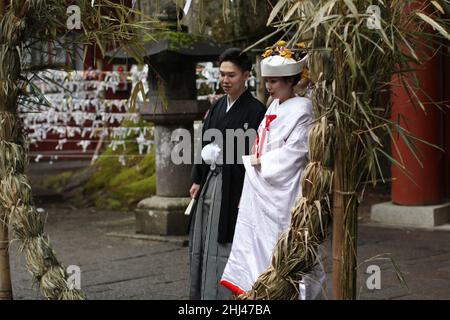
[[259, 115, 311, 188]]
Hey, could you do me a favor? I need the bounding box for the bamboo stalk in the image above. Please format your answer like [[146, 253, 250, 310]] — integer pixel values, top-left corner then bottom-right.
[[0, 0, 13, 298], [343, 194, 358, 299], [0, 209, 12, 300], [332, 150, 345, 300], [331, 0, 349, 296]]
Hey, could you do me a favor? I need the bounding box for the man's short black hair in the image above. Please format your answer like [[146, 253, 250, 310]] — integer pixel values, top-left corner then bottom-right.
[[219, 48, 252, 73]]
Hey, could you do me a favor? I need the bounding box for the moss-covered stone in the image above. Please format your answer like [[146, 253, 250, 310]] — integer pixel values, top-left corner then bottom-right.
[[70, 119, 157, 211], [43, 171, 74, 193], [82, 148, 156, 211], [95, 197, 123, 211], [122, 175, 157, 206]]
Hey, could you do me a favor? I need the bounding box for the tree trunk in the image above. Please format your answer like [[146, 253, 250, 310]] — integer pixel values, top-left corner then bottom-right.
[[0, 209, 12, 300]]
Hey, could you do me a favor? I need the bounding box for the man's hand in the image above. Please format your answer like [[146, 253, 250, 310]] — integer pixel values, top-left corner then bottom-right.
[[190, 183, 200, 199]]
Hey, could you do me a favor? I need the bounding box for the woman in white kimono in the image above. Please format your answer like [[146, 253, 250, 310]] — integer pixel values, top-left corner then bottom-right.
[[220, 46, 326, 299]]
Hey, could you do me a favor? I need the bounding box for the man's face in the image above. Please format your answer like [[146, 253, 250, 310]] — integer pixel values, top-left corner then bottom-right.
[[219, 61, 249, 97]]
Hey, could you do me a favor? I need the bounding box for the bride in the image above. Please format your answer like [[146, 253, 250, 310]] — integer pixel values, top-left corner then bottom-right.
[[220, 43, 326, 299]]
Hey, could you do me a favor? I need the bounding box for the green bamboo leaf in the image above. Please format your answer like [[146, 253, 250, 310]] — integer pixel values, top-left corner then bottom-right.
[[343, 21, 351, 42], [352, 92, 371, 124], [243, 27, 288, 53], [397, 125, 423, 168], [376, 148, 417, 185], [284, 1, 302, 22], [93, 33, 106, 56], [310, 1, 339, 30], [121, 44, 145, 65], [325, 0, 338, 16], [358, 33, 385, 54], [431, 1, 445, 14], [381, 124, 405, 170], [367, 125, 381, 146], [416, 12, 450, 41], [129, 81, 142, 112], [27, 82, 53, 109], [267, 0, 289, 26], [344, 41, 357, 77], [343, 0, 359, 16], [408, 134, 445, 152], [435, 0, 450, 15], [372, 148, 386, 184], [388, 256, 410, 292], [402, 77, 426, 113], [396, 28, 419, 62]]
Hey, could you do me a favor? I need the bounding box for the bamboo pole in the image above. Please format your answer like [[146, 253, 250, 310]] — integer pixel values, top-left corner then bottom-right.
[[331, 0, 359, 299], [344, 191, 358, 300], [332, 1, 346, 299], [332, 150, 345, 300], [0, 209, 12, 300], [332, 149, 359, 300], [0, 0, 12, 300]]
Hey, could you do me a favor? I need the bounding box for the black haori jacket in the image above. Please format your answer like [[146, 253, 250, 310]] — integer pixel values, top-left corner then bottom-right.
[[191, 90, 266, 243]]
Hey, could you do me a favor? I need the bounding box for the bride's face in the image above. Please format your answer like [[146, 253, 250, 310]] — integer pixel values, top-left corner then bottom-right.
[[264, 77, 294, 101]]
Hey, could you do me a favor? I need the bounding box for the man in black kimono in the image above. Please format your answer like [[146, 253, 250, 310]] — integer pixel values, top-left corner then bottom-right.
[[189, 48, 266, 300]]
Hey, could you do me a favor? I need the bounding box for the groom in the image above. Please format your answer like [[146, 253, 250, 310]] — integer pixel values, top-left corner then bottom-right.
[[188, 48, 266, 300]]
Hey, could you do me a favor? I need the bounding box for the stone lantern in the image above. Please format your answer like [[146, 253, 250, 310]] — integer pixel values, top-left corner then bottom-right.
[[130, 3, 229, 236]]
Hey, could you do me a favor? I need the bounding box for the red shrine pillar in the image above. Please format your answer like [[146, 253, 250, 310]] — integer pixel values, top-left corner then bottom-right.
[[390, 51, 445, 205], [444, 47, 450, 200], [391, 2, 446, 206]]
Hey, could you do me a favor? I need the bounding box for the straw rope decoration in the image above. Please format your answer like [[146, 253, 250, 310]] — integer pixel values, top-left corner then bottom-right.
[[0, 0, 159, 299], [238, 115, 335, 300], [0, 1, 85, 300]]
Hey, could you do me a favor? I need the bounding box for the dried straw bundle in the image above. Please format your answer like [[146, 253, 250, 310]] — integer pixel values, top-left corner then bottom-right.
[[239, 118, 334, 300], [0, 0, 159, 300], [0, 141, 27, 176], [0, 111, 23, 142], [0, 1, 84, 300]]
